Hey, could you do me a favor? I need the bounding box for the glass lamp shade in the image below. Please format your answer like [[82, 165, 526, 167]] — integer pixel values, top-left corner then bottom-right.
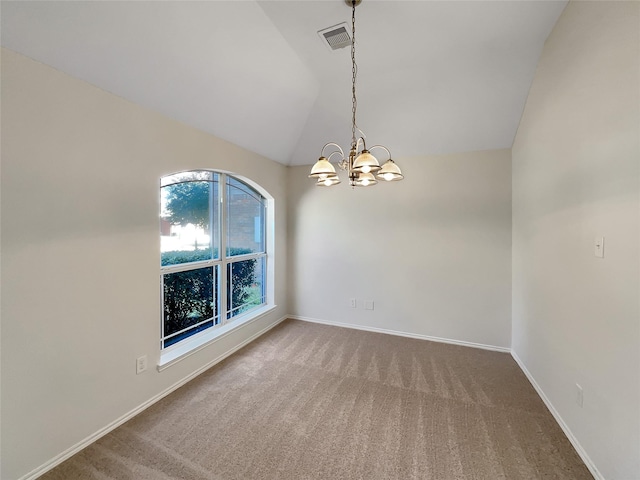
[[376, 159, 404, 181], [353, 172, 378, 187], [352, 149, 381, 173], [309, 157, 337, 178], [317, 174, 341, 187]]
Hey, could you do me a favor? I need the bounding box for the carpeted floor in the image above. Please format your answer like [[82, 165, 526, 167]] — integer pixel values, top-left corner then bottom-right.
[[40, 319, 593, 479]]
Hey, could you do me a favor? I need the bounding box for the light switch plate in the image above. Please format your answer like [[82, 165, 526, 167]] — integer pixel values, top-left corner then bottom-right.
[[595, 237, 604, 258]]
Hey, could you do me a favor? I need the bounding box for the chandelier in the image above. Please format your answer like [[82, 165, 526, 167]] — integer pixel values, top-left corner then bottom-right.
[[309, 0, 404, 187]]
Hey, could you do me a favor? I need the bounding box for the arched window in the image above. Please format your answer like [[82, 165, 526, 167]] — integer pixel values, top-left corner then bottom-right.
[[160, 171, 268, 349]]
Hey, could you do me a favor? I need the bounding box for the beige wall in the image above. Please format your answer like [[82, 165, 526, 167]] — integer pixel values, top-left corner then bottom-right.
[[288, 149, 512, 349], [512, 2, 639, 479], [0, 48, 288, 480], [3, 1, 639, 478]]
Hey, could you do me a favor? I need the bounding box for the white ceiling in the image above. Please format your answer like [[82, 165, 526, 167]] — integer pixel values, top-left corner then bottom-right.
[[1, 0, 567, 166]]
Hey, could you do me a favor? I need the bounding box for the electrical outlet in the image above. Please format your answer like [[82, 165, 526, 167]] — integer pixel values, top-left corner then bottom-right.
[[350, 298, 357, 308], [136, 355, 148, 375], [364, 300, 374, 310], [576, 384, 583, 407]]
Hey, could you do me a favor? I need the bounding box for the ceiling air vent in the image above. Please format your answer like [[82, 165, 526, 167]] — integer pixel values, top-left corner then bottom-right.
[[318, 23, 351, 51]]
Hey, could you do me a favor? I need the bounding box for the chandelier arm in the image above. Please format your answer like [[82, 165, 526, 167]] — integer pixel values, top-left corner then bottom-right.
[[326, 151, 345, 163], [369, 145, 391, 161], [320, 142, 345, 158]]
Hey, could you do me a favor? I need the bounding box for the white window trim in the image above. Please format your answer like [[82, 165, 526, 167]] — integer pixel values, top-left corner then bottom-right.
[[158, 171, 275, 370]]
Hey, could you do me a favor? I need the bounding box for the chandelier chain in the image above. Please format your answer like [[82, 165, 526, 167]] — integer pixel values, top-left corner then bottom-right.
[[351, 0, 357, 149], [308, 0, 404, 186]]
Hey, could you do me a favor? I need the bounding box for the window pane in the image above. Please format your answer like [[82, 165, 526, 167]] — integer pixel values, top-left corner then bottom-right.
[[163, 266, 219, 347], [161, 170, 215, 187], [161, 177, 219, 265], [227, 257, 265, 319], [226, 177, 265, 257]]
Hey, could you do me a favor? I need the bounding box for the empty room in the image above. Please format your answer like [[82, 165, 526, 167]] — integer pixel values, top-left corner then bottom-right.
[[1, 1, 638, 479]]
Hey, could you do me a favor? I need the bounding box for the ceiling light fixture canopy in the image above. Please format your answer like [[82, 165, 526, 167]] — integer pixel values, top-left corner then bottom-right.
[[309, 0, 404, 187]]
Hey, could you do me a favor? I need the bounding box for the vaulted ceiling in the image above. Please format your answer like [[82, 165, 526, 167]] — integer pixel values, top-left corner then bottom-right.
[[1, 0, 567, 166]]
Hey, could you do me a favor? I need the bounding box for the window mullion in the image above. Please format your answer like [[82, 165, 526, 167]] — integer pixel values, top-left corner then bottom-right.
[[161, 259, 219, 274], [227, 252, 264, 263], [210, 177, 219, 325], [220, 173, 228, 325]]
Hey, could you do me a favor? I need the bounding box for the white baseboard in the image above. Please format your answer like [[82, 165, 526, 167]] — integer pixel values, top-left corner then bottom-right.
[[288, 315, 511, 353], [19, 314, 288, 480], [511, 350, 604, 480]]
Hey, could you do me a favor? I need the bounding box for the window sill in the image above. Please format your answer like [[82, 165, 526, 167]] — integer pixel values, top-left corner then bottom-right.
[[157, 304, 277, 372]]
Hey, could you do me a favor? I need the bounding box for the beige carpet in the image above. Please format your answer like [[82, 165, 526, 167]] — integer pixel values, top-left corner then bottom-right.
[[40, 319, 593, 479]]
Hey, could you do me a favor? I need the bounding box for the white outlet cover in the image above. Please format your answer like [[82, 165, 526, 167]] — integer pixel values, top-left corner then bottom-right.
[[136, 355, 148, 374], [576, 383, 584, 407]]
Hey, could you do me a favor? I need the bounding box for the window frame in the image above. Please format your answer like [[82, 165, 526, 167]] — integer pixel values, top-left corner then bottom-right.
[[159, 170, 272, 362]]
